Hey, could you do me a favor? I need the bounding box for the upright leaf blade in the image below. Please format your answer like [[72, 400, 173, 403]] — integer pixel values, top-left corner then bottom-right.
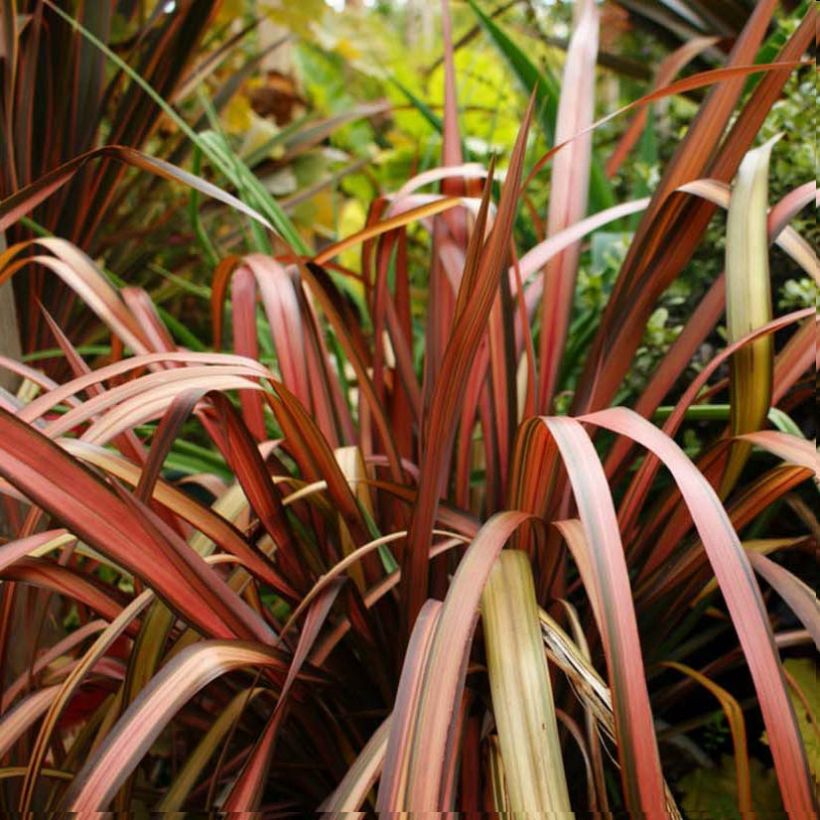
[[538, 0, 600, 411], [482, 551, 570, 813], [722, 136, 780, 494]]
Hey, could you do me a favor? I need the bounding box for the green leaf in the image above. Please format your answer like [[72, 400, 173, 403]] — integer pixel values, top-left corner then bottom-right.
[[762, 658, 820, 785], [679, 755, 784, 818]]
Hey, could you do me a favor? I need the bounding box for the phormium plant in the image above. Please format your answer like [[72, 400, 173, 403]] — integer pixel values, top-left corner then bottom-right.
[[0, 0, 816, 816]]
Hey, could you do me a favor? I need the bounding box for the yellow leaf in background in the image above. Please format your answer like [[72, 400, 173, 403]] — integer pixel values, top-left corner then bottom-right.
[[311, 190, 335, 234], [215, 0, 245, 26], [239, 115, 281, 160], [309, 8, 396, 78], [292, 191, 335, 246], [384, 129, 416, 149], [335, 38, 360, 62], [262, 0, 326, 39], [222, 94, 252, 134], [338, 199, 367, 274]]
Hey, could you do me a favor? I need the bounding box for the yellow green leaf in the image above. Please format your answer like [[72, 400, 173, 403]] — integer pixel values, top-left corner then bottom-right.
[[481, 551, 570, 813], [678, 756, 784, 818], [722, 135, 781, 495]]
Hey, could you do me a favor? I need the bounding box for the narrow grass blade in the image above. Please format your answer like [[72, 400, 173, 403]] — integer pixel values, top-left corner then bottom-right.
[[678, 178, 817, 277], [570, 5, 813, 415], [41, 0, 307, 250], [18, 590, 155, 814], [17, 350, 267, 422], [0, 687, 61, 759], [0, 145, 272, 234], [467, 0, 612, 211], [774, 319, 816, 403], [222, 580, 344, 813], [617, 309, 813, 540], [1, 558, 133, 632], [267, 383, 371, 548], [523, 61, 803, 196], [313, 197, 462, 266], [0, 529, 71, 573], [229, 266, 266, 440], [466, 0, 558, 141], [62, 440, 289, 589], [606, 176, 816, 483], [0, 239, 149, 353], [440, 0, 462, 170], [205, 392, 310, 592], [245, 256, 313, 415]]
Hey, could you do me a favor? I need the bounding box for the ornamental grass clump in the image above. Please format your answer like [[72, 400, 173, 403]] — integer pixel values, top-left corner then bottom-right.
[[0, 0, 816, 815]]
